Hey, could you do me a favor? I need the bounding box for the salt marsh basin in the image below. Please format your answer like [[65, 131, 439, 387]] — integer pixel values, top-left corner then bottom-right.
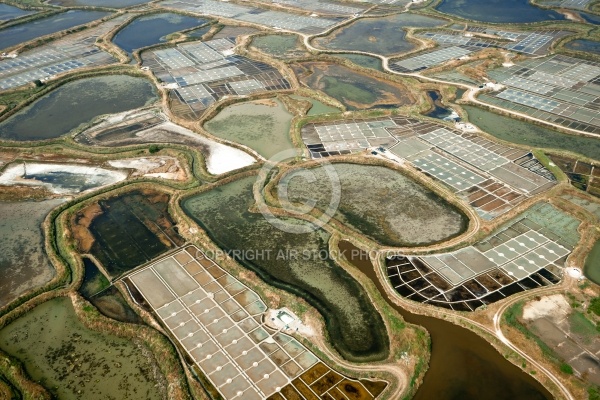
[[0, 75, 157, 141], [280, 163, 468, 247], [204, 98, 294, 159], [436, 0, 565, 23], [182, 176, 389, 362], [0, 163, 128, 194], [0, 199, 65, 306], [0, 10, 109, 51], [112, 13, 208, 53], [314, 13, 445, 56], [0, 296, 165, 399]]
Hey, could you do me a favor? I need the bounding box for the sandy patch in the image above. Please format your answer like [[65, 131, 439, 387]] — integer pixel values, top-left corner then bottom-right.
[[264, 308, 315, 337], [70, 203, 102, 252], [155, 122, 256, 175], [252, 98, 278, 107], [522, 294, 570, 322], [107, 156, 186, 181], [82, 109, 256, 175], [560, 10, 585, 22]]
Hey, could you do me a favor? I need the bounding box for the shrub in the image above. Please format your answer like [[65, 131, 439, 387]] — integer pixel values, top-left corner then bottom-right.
[[560, 363, 573, 374], [588, 386, 600, 400], [590, 297, 600, 316], [149, 144, 161, 154]]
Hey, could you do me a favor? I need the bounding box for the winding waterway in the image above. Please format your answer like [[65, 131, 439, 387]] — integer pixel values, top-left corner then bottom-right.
[[339, 240, 552, 400]]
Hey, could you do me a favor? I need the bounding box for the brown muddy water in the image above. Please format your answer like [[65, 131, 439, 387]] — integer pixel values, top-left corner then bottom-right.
[[339, 241, 552, 400]]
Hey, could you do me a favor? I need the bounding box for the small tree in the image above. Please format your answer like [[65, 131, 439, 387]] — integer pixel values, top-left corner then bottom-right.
[[149, 144, 161, 154]]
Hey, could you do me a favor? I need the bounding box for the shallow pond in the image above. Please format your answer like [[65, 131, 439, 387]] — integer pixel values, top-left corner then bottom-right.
[[0, 75, 157, 141], [565, 39, 600, 55], [76, 189, 184, 279], [294, 62, 411, 110], [436, 0, 565, 23], [0, 10, 109, 51], [282, 163, 468, 247], [0, 297, 164, 399], [289, 95, 339, 115], [584, 240, 600, 285], [339, 241, 552, 400], [335, 53, 384, 71], [181, 176, 389, 362], [80, 260, 143, 324], [204, 98, 294, 159], [49, 0, 150, 7], [0, 162, 128, 194], [89, 285, 143, 324], [463, 105, 600, 160], [251, 34, 307, 59], [0, 3, 33, 22], [187, 25, 211, 38], [424, 90, 455, 120], [80, 257, 110, 299], [315, 13, 445, 56], [0, 199, 64, 307], [580, 12, 600, 24], [113, 13, 208, 53]]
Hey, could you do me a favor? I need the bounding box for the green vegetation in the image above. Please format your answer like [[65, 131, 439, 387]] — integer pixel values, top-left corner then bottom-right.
[[589, 386, 600, 400], [204, 98, 294, 158], [504, 302, 561, 362], [559, 363, 574, 375], [0, 86, 46, 114], [335, 54, 384, 71], [297, 63, 411, 110], [569, 311, 598, 339], [321, 76, 377, 104], [2, 1, 599, 399], [182, 176, 390, 362], [0, 297, 166, 399], [280, 163, 468, 247], [590, 297, 600, 316], [251, 34, 304, 58], [463, 105, 600, 161], [3, 0, 49, 8]]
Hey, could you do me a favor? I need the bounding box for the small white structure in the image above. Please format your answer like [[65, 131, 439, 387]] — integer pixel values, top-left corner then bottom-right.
[[566, 267, 582, 279], [456, 122, 477, 132], [485, 82, 504, 91], [266, 308, 314, 336]]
